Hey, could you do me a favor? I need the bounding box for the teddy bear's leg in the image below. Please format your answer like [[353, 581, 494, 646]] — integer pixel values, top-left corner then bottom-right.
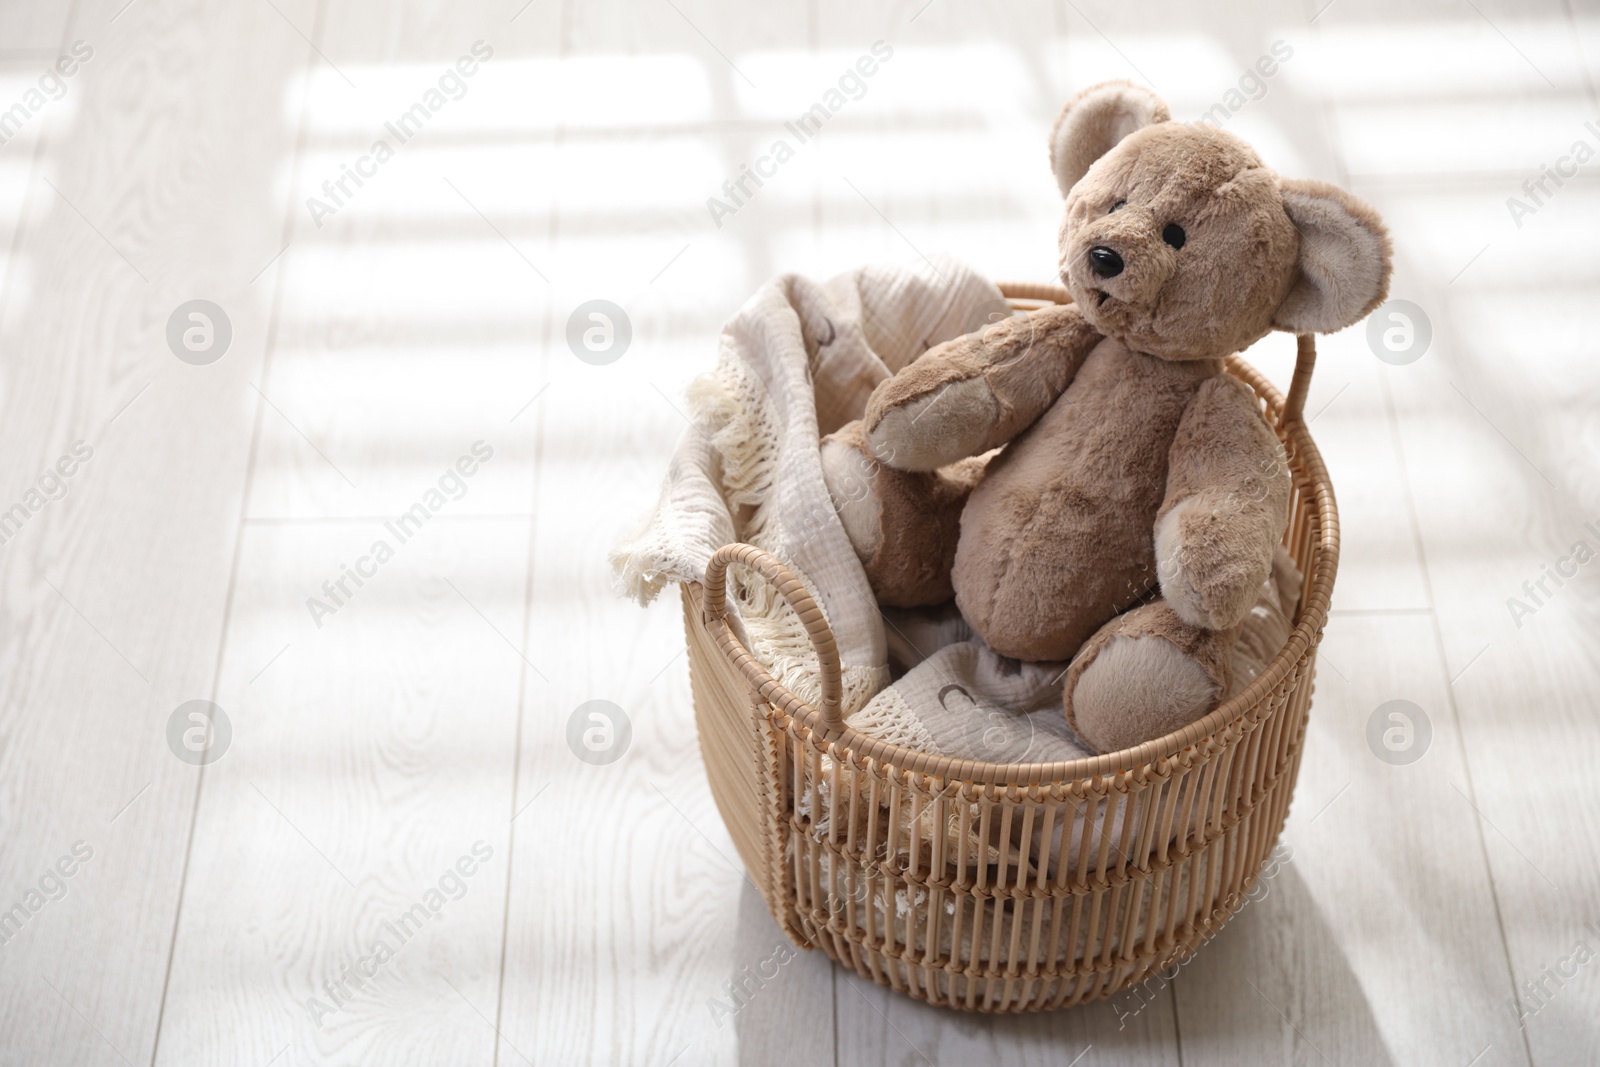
[[820, 419, 986, 607], [1061, 598, 1236, 754]]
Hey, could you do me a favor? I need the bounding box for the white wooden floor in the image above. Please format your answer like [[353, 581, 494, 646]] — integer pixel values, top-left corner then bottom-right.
[[0, 0, 1595, 1064]]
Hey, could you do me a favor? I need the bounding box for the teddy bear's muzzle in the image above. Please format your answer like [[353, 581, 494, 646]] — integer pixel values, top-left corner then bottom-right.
[[1068, 227, 1174, 311]]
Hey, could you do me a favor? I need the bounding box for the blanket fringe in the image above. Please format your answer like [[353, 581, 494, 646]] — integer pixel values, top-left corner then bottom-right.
[[690, 350, 888, 715], [844, 686, 943, 755], [687, 348, 778, 542]]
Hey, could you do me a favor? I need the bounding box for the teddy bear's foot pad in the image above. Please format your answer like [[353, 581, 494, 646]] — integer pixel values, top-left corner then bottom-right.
[[820, 434, 882, 560], [820, 420, 983, 608], [1063, 599, 1235, 754]]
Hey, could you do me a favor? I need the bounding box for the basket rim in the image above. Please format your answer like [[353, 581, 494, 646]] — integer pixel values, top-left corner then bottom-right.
[[692, 283, 1339, 787]]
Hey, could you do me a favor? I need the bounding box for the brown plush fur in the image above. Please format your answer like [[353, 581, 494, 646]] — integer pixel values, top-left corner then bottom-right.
[[952, 334, 1219, 661], [824, 81, 1392, 753], [1059, 122, 1300, 363]]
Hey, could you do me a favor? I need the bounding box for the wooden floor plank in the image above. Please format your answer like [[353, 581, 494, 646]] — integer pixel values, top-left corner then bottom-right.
[[1380, 198, 1600, 1067], [1309, 5, 1600, 1064], [152, 2, 560, 1063], [0, 0, 74, 56], [497, 315, 823, 1065], [246, 0, 556, 521], [0, 0, 316, 1063], [837, 977, 1178, 1067], [0, 5, 75, 273], [153, 517, 531, 1065], [501, 381, 839, 1067], [493, 2, 841, 1063]]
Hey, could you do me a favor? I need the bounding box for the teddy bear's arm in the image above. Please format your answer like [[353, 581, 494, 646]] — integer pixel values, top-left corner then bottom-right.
[[860, 302, 1101, 471], [1155, 375, 1292, 631]]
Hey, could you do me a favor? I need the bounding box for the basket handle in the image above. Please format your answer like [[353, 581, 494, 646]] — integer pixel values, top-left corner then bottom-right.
[[703, 544, 844, 728], [1279, 334, 1316, 430]]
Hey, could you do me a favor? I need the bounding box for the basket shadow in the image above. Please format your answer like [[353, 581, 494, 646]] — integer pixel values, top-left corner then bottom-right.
[[1163, 862, 1397, 1065], [725, 879, 839, 1067], [724, 862, 1396, 1063]]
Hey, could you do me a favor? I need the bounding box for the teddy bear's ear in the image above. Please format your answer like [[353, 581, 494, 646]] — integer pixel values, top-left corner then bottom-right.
[[1273, 179, 1393, 334], [1048, 81, 1169, 197]]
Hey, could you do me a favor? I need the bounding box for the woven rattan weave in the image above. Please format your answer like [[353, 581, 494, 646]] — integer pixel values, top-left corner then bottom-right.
[[680, 283, 1336, 1011]]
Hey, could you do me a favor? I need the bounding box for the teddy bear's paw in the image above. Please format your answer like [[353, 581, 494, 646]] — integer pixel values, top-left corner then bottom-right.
[[1066, 633, 1220, 754], [1154, 497, 1265, 631], [1154, 500, 1214, 628], [864, 376, 998, 472], [820, 434, 882, 562]]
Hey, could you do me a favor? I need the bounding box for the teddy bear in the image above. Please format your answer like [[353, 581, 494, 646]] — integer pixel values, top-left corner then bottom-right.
[[819, 80, 1392, 754]]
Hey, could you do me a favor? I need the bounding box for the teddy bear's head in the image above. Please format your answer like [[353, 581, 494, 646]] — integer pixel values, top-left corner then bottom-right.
[[1049, 81, 1392, 362]]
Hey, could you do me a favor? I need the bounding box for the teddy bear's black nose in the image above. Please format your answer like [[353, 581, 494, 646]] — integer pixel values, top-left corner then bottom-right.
[[1088, 246, 1124, 279]]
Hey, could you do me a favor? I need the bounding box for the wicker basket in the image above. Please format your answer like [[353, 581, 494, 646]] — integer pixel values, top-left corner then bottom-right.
[[680, 282, 1336, 1012]]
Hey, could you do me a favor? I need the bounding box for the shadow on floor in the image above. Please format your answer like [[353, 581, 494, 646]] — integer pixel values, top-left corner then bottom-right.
[[726, 861, 1397, 1065]]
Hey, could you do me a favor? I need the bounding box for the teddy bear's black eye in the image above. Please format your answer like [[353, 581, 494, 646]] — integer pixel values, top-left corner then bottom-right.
[[1162, 223, 1186, 249], [1110, 199, 1126, 213]]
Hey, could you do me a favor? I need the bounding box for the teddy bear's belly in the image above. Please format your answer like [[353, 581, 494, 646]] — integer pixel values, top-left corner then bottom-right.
[[950, 342, 1208, 662]]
